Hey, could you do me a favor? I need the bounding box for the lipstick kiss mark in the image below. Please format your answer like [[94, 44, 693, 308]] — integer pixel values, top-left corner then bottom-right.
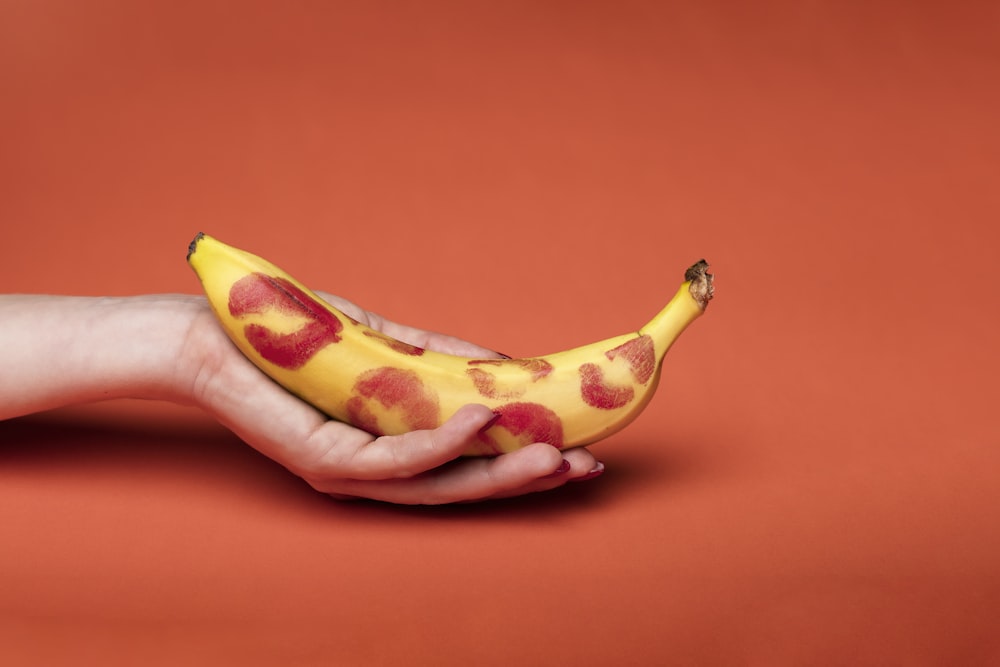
[[466, 358, 554, 400], [606, 335, 656, 384], [476, 401, 564, 453], [346, 367, 440, 435], [580, 363, 635, 409], [362, 329, 425, 356], [228, 272, 344, 370]]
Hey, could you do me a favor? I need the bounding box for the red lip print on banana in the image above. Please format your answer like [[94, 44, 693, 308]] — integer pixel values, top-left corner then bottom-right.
[[187, 233, 713, 455]]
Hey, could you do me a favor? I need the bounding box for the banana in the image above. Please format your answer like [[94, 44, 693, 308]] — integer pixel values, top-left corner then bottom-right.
[[187, 232, 713, 455]]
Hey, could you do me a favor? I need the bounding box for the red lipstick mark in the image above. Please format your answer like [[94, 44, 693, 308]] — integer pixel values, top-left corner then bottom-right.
[[606, 335, 656, 384], [229, 273, 343, 370], [578, 336, 656, 409], [477, 402, 564, 452], [466, 358, 554, 400], [362, 329, 425, 356], [580, 363, 635, 409], [346, 367, 440, 435]]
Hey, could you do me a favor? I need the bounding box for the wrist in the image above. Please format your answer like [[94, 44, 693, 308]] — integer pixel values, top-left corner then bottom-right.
[[0, 294, 209, 419], [89, 294, 210, 405]]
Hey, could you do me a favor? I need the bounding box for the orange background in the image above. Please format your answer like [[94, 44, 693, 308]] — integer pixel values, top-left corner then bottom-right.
[[2, 1, 999, 664]]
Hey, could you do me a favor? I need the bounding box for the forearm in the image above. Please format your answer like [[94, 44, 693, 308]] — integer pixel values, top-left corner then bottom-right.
[[0, 294, 203, 420]]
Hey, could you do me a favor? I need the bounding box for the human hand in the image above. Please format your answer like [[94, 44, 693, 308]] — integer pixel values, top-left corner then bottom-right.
[[180, 292, 604, 504], [1, 293, 602, 504]]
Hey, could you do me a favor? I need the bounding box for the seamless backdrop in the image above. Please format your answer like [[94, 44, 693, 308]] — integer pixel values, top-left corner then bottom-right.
[[2, 1, 999, 665]]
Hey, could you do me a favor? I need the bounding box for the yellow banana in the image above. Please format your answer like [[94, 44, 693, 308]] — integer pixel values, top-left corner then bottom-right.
[[187, 233, 713, 455]]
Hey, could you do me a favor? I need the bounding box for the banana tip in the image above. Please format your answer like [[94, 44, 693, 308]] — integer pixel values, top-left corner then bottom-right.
[[685, 259, 714, 310], [187, 232, 206, 261]]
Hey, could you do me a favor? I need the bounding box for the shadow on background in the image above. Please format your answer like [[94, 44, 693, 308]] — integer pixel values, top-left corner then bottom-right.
[[1, 408, 713, 521], [0, 408, 313, 501]]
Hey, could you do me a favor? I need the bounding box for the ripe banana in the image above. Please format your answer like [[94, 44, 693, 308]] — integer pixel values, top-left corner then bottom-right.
[[187, 233, 713, 455]]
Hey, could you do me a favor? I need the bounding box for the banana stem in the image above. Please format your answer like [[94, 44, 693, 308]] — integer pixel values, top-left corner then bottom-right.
[[684, 260, 714, 311], [639, 260, 714, 352]]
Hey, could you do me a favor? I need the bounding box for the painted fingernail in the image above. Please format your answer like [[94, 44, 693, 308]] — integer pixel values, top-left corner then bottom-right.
[[542, 459, 571, 478], [571, 461, 605, 482], [477, 412, 501, 435]]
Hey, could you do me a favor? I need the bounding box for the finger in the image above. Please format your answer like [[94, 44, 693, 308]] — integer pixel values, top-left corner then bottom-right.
[[312, 292, 505, 359], [300, 403, 498, 482], [319, 443, 574, 504], [318, 455, 602, 504], [485, 447, 604, 500], [410, 329, 506, 359], [374, 317, 505, 359], [311, 291, 370, 322]]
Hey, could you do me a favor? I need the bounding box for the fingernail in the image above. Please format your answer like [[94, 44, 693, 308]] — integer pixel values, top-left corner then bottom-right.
[[571, 461, 605, 482], [542, 459, 571, 478], [477, 412, 501, 435]]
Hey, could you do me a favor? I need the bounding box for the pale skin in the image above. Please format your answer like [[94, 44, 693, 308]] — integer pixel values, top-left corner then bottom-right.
[[0, 293, 603, 504]]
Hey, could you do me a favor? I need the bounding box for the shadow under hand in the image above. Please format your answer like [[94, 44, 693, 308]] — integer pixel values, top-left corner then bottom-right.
[[345, 436, 710, 522], [1, 409, 713, 520], [0, 407, 318, 507]]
